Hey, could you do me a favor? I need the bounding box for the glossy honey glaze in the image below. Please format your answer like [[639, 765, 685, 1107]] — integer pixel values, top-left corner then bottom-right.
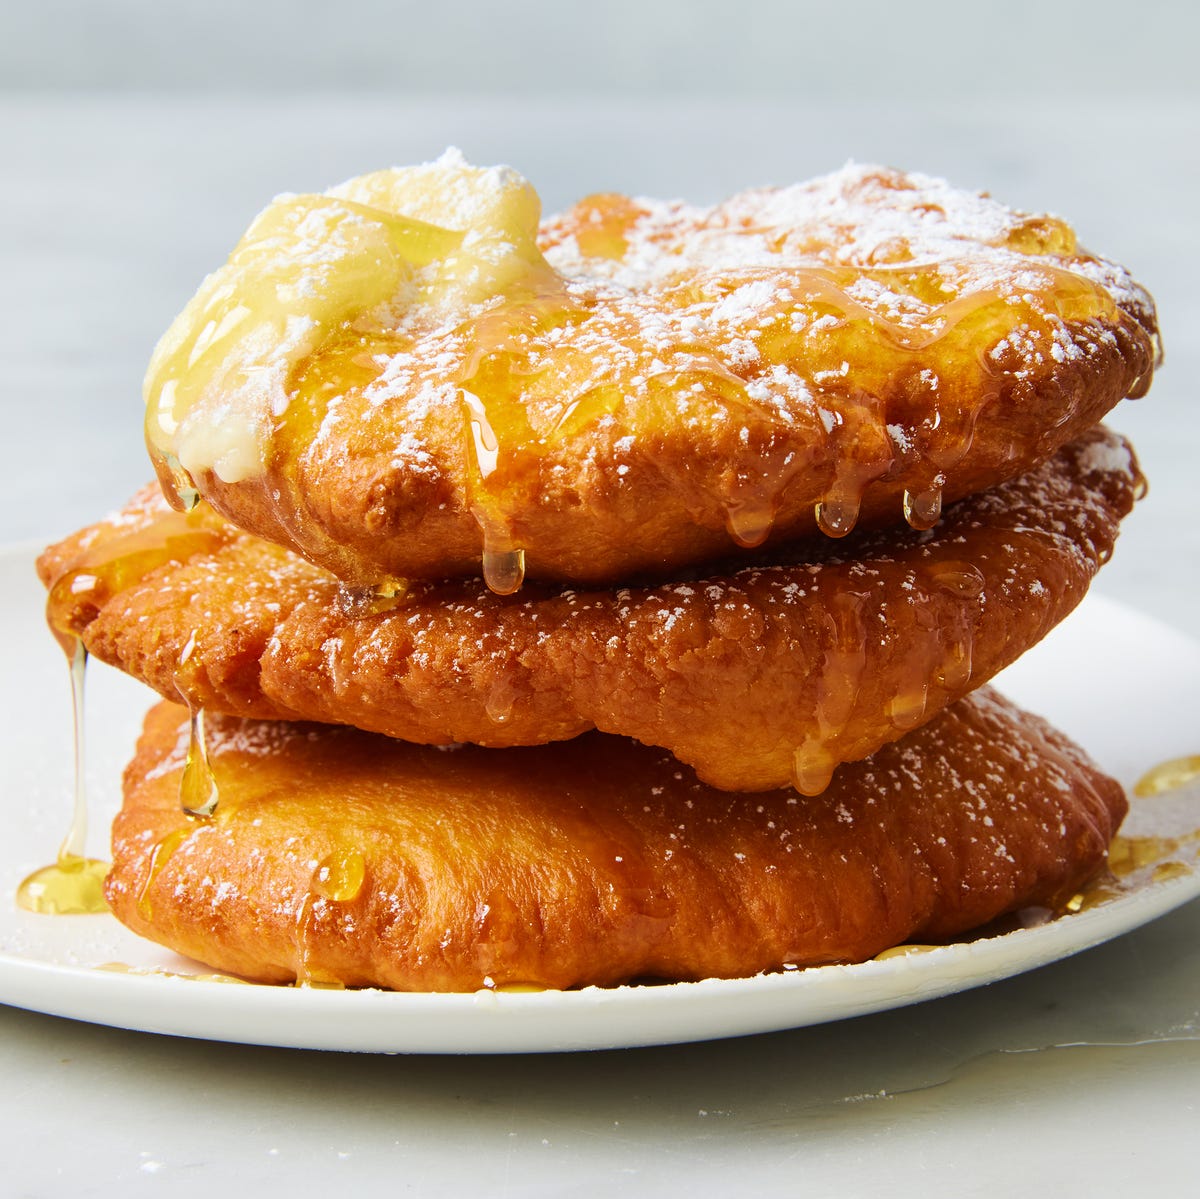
[[162, 258, 1126, 596], [141, 160, 1155, 593]]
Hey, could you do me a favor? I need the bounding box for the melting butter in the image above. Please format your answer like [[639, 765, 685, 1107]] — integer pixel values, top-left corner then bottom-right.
[[145, 151, 547, 501]]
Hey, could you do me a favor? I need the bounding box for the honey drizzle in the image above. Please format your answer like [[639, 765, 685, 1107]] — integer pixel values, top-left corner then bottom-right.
[[454, 277, 581, 592], [16, 638, 109, 915], [24, 506, 228, 917]]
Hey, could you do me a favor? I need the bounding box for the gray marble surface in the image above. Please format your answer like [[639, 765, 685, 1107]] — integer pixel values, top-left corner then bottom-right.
[[1, 93, 1198, 1195]]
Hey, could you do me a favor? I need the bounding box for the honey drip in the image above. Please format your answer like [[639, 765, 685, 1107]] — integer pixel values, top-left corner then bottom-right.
[[311, 849, 366, 903], [884, 686, 930, 733], [934, 640, 974, 691], [928, 561, 983, 692], [1133, 756, 1200, 798], [723, 498, 776, 549], [813, 495, 859, 539], [16, 638, 109, 915], [160, 453, 200, 512], [456, 280, 581, 592], [791, 591, 868, 795], [902, 485, 944, 531], [481, 546, 525, 596], [136, 827, 191, 920], [790, 747, 838, 798], [179, 701, 219, 818], [289, 848, 367, 987], [485, 677, 518, 725]]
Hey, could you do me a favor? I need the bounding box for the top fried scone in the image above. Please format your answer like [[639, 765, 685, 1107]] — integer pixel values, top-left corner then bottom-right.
[[144, 152, 1158, 591]]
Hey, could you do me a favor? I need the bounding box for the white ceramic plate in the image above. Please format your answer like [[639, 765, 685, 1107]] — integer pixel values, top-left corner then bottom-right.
[[2, 544, 1199, 1054]]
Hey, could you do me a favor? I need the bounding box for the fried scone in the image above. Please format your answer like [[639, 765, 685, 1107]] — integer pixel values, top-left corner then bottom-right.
[[142, 152, 1158, 591], [106, 689, 1126, 991], [43, 428, 1142, 794]]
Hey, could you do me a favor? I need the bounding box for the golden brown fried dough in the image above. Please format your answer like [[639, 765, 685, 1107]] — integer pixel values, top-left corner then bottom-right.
[[145, 160, 1158, 589], [43, 428, 1142, 793], [106, 689, 1126, 991], [42, 428, 1142, 794]]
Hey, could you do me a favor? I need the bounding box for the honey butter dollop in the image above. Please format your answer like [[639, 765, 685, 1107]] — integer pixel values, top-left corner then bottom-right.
[[144, 148, 546, 493]]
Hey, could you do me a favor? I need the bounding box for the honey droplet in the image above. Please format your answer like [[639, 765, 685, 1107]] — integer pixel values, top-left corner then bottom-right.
[[1004, 215, 1078, 256], [723, 498, 776, 549], [814, 496, 859, 539], [934, 637, 974, 690], [791, 745, 837, 797], [1133, 755, 1200, 798], [885, 686, 929, 732], [902, 485, 943, 531], [160, 453, 201, 512], [482, 546, 526, 596], [180, 703, 219, 818], [17, 854, 109, 916], [311, 849, 366, 903]]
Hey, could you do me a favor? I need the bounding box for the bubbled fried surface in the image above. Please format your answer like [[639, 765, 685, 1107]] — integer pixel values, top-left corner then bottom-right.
[[170, 163, 1157, 588], [40, 428, 1141, 793], [106, 689, 1126, 991]]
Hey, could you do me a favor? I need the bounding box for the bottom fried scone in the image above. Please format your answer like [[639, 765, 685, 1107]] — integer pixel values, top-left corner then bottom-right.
[[107, 688, 1126, 992]]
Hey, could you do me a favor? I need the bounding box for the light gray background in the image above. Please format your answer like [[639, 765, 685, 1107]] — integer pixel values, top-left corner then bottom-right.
[[2, 3, 1199, 1195]]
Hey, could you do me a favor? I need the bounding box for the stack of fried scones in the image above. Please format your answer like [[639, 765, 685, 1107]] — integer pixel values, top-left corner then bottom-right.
[[40, 155, 1159, 989]]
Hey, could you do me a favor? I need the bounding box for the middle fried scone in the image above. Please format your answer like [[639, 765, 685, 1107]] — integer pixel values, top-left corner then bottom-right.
[[142, 154, 1158, 591], [43, 428, 1141, 794], [107, 688, 1126, 991]]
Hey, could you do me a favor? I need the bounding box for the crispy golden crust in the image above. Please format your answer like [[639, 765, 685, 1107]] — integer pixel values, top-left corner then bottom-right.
[[106, 689, 1126, 991], [161, 165, 1158, 588], [43, 429, 1142, 793]]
